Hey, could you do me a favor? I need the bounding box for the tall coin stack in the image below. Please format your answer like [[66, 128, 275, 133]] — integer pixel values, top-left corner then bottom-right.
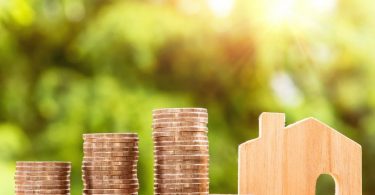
[[82, 133, 139, 195], [14, 161, 71, 195], [152, 108, 209, 194]]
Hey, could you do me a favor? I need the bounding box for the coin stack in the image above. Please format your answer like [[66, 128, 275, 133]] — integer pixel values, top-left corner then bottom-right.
[[14, 161, 71, 195], [152, 108, 209, 195], [82, 133, 139, 195]]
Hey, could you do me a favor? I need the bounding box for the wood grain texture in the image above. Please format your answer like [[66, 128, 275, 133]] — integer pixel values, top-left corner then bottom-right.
[[239, 112, 362, 195]]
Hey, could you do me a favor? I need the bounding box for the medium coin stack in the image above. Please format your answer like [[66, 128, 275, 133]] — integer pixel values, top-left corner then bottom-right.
[[152, 108, 209, 195], [14, 161, 71, 195], [82, 133, 139, 195]]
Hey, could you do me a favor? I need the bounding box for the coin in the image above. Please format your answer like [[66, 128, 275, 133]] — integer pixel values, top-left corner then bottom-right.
[[153, 117, 208, 123], [83, 133, 138, 138], [83, 189, 138, 194], [83, 183, 139, 189], [154, 145, 208, 151], [82, 165, 136, 171], [152, 108, 207, 114], [152, 136, 208, 142], [16, 166, 71, 172], [153, 127, 208, 133], [16, 162, 71, 167], [153, 112, 208, 118], [152, 122, 207, 129], [83, 142, 138, 147]]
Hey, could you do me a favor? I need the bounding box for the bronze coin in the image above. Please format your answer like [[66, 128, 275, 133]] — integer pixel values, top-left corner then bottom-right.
[[82, 170, 137, 176], [152, 108, 207, 114], [82, 161, 135, 167], [83, 179, 138, 185], [15, 184, 70, 190], [154, 164, 208, 169], [16, 166, 71, 172], [154, 155, 209, 160], [153, 117, 208, 124], [82, 174, 137, 180], [153, 112, 208, 119], [152, 122, 206, 129], [154, 159, 209, 164], [154, 173, 208, 179], [82, 165, 136, 171], [83, 142, 138, 147], [153, 127, 208, 133], [14, 175, 70, 181], [83, 189, 138, 194], [154, 168, 208, 174], [154, 150, 209, 156], [154, 187, 208, 193], [154, 145, 208, 151], [16, 162, 71, 167], [152, 136, 208, 142], [83, 133, 138, 138], [152, 131, 207, 137], [83, 151, 139, 157], [83, 183, 138, 189], [83, 147, 138, 152], [15, 189, 70, 194], [155, 178, 209, 184], [153, 140, 208, 146], [15, 171, 70, 177], [83, 156, 138, 161]]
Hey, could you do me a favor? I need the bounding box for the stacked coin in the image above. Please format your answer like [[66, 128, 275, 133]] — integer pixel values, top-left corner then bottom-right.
[[82, 133, 139, 195], [14, 161, 71, 195], [152, 108, 209, 195]]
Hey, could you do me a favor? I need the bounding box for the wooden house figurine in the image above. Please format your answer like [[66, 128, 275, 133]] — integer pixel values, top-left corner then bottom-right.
[[239, 112, 362, 195]]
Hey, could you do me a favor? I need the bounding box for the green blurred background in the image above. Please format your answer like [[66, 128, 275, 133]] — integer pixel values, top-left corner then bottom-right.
[[0, 0, 375, 194]]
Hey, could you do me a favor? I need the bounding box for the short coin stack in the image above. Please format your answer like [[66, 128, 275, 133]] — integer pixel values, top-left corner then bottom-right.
[[82, 133, 139, 195], [152, 108, 209, 195], [14, 161, 71, 195]]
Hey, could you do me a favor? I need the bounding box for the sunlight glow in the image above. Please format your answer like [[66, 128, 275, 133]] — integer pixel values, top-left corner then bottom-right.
[[265, 0, 337, 27], [207, 0, 235, 17]]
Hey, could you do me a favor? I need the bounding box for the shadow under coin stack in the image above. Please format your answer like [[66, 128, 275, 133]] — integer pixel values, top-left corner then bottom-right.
[[82, 133, 139, 195], [14, 161, 71, 195], [152, 108, 209, 195]]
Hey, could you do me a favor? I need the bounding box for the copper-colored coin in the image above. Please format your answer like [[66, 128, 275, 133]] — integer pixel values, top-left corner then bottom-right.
[[15, 189, 70, 194], [154, 183, 208, 188], [154, 173, 208, 179], [83, 156, 138, 161], [154, 164, 208, 169], [83, 189, 138, 194], [82, 174, 137, 180], [83, 133, 138, 138], [15, 179, 70, 184], [14, 175, 70, 181], [154, 145, 208, 151], [153, 140, 208, 146], [155, 178, 209, 184], [153, 117, 208, 123], [83, 147, 138, 152], [16, 166, 71, 172], [83, 142, 138, 147], [82, 161, 135, 167], [83, 151, 139, 156], [15, 184, 70, 190], [82, 165, 136, 171], [16, 162, 71, 167], [152, 122, 206, 129], [153, 108, 207, 114], [82, 170, 137, 176], [154, 193, 207, 195], [154, 186, 208, 193], [152, 131, 207, 137], [83, 183, 138, 189], [154, 168, 208, 174], [153, 127, 208, 133], [152, 136, 208, 142], [154, 155, 209, 160], [83, 178, 138, 184], [15, 171, 70, 177], [154, 150, 209, 155], [154, 158, 209, 164], [153, 112, 208, 119]]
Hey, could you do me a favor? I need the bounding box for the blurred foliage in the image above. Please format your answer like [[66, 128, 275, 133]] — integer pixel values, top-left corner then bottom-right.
[[1, 0, 375, 194]]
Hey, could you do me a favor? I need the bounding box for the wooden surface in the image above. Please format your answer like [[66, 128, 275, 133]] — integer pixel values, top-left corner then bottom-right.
[[239, 112, 362, 195]]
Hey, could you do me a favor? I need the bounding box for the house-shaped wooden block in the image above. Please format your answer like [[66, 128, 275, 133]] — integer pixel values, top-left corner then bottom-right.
[[239, 112, 362, 195]]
